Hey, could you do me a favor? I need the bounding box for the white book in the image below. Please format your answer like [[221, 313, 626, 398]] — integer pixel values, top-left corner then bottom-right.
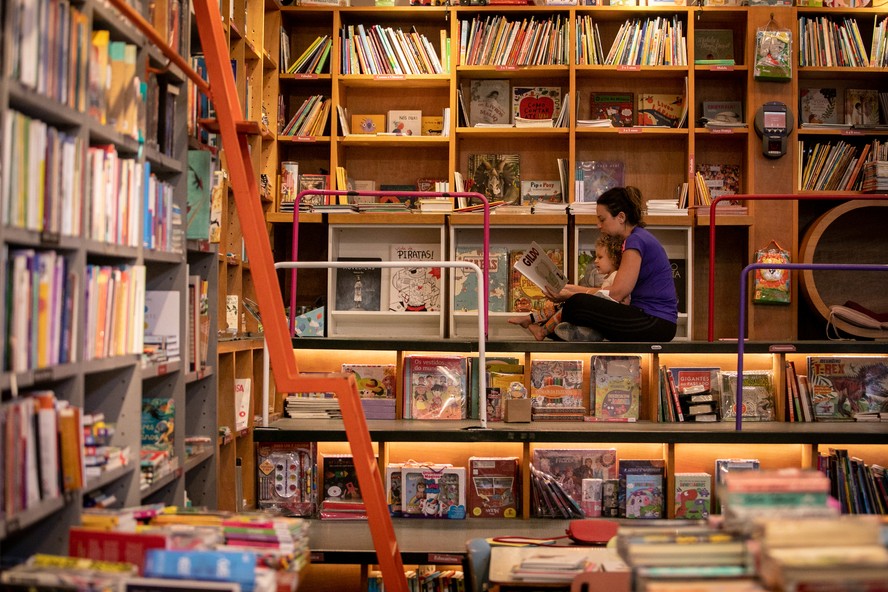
[[512, 241, 567, 295]]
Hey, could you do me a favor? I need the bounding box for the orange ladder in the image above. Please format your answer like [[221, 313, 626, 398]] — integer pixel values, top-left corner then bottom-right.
[[105, 1, 409, 589]]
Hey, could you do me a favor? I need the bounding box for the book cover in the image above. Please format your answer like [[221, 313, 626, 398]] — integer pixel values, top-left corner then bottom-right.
[[591, 355, 642, 420], [618, 459, 665, 518], [669, 367, 721, 394], [520, 180, 563, 205], [297, 174, 330, 206], [350, 113, 385, 134], [720, 370, 776, 422], [508, 247, 563, 315], [532, 448, 618, 505], [386, 109, 422, 136], [186, 149, 212, 240], [625, 471, 665, 519], [714, 458, 760, 512], [322, 454, 361, 501], [800, 88, 838, 125], [421, 115, 444, 136], [674, 472, 712, 519], [575, 161, 624, 203], [696, 163, 741, 197], [467, 456, 519, 518], [385, 463, 403, 516], [468, 79, 510, 126], [69, 528, 168, 575], [401, 465, 466, 519], [389, 244, 441, 312], [141, 397, 175, 449], [637, 93, 685, 127], [335, 257, 382, 311], [701, 101, 744, 123], [468, 153, 521, 204], [234, 378, 250, 432], [511, 86, 562, 121], [589, 92, 634, 127], [453, 245, 509, 312], [807, 356, 888, 420], [403, 354, 468, 420], [341, 363, 396, 400], [669, 258, 687, 314], [694, 29, 735, 62], [581, 477, 603, 517], [844, 89, 880, 126], [529, 359, 584, 409], [512, 241, 568, 296]]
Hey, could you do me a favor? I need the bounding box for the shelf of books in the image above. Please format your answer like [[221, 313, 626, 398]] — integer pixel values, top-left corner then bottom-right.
[[0, 0, 219, 562]]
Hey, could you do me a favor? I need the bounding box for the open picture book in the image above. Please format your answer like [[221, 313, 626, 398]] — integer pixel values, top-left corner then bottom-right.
[[512, 241, 567, 295]]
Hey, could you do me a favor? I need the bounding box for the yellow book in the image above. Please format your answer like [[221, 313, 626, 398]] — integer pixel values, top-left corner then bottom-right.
[[89, 30, 110, 124]]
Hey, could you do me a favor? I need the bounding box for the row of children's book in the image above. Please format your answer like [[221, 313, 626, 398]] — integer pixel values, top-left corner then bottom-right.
[[284, 355, 887, 423], [260, 443, 888, 522]]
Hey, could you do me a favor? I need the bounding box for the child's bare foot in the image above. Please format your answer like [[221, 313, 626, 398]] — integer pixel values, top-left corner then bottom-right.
[[528, 323, 549, 341], [508, 314, 533, 328]]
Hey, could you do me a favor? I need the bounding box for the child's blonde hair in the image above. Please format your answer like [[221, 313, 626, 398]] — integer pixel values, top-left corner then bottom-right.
[[596, 233, 623, 269]]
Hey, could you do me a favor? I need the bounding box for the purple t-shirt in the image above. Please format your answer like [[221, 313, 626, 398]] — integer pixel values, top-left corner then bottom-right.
[[623, 227, 678, 324]]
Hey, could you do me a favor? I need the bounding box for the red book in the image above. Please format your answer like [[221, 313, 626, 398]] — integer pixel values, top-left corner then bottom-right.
[[68, 528, 167, 574]]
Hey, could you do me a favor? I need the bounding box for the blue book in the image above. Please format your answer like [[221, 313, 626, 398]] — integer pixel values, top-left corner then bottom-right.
[[453, 245, 508, 313], [144, 550, 257, 591]]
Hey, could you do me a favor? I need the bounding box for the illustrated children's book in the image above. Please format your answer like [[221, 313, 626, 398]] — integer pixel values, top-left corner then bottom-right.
[[511, 86, 562, 121], [637, 93, 685, 127], [529, 359, 584, 411], [468, 153, 521, 204], [674, 472, 712, 519], [341, 363, 396, 420], [532, 448, 618, 506], [844, 89, 880, 126], [800, 88, 839, 125], [386, 109, 422, 136], [720, 370, 776, 422], [401, 465, 466, 519], [453, 245, 509, 312], [575, 160, 624, 203], [512, 241, 568, 297], [806, 356, 888, 420], [591, 355, 642, 420], [693, 29, 735, 62], [508, 246, 564, 316], [520, 180, 563, 205], [402, 354, 468, 420], [469, 79, 510, 126], [467, 456, 519, 518], [321, 454, 361, 501], [142, 397, 175, 449], [589, 92, 634, 127], [618, 459, 666, 518], [335, 257, 382, 311], [696, 163, 741, 197], [388, 244, 441, 312]]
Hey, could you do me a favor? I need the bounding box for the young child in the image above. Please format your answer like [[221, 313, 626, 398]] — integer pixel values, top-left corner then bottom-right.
[[509, 233, 624, 341]]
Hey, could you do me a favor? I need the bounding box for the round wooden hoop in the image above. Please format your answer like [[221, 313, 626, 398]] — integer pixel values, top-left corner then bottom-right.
[[798, 200, 888, 339]]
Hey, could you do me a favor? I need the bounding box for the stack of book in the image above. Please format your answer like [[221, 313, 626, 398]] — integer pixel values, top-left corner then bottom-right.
[[285, 393, 342, 419], [861, 160, 888, 193], [756, 516, 888, 592], [616, 524, 752, 580], [720, 468, 837, 534], [510, 549, 599, 582]]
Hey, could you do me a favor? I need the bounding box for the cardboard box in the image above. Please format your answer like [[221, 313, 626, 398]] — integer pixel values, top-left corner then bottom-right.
[[504, 398, 532, 423]]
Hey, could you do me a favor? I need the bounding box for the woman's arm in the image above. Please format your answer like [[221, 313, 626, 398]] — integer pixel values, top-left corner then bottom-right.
[[607, 248, 641, 303]]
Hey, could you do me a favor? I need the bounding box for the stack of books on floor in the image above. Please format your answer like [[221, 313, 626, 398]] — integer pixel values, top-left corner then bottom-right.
[[285, 393, 342, 419]]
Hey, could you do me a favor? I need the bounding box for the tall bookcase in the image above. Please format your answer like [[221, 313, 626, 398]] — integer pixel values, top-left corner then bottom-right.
[[250, 4, 887, 589], [268, 2, 887, 344], [0, 0, 218, 561]]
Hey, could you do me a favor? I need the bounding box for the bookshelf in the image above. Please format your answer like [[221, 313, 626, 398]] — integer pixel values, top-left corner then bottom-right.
[[0, 0, 218, 560], [250, 5, 888, 588], [268, 3, 888, 345]]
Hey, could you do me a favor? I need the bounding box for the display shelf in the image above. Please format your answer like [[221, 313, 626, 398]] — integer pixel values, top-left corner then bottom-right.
[[257, 420, 888, 446]]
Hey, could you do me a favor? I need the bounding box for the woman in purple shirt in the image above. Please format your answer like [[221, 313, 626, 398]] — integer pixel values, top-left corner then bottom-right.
[[512, 186, 678, 342]]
